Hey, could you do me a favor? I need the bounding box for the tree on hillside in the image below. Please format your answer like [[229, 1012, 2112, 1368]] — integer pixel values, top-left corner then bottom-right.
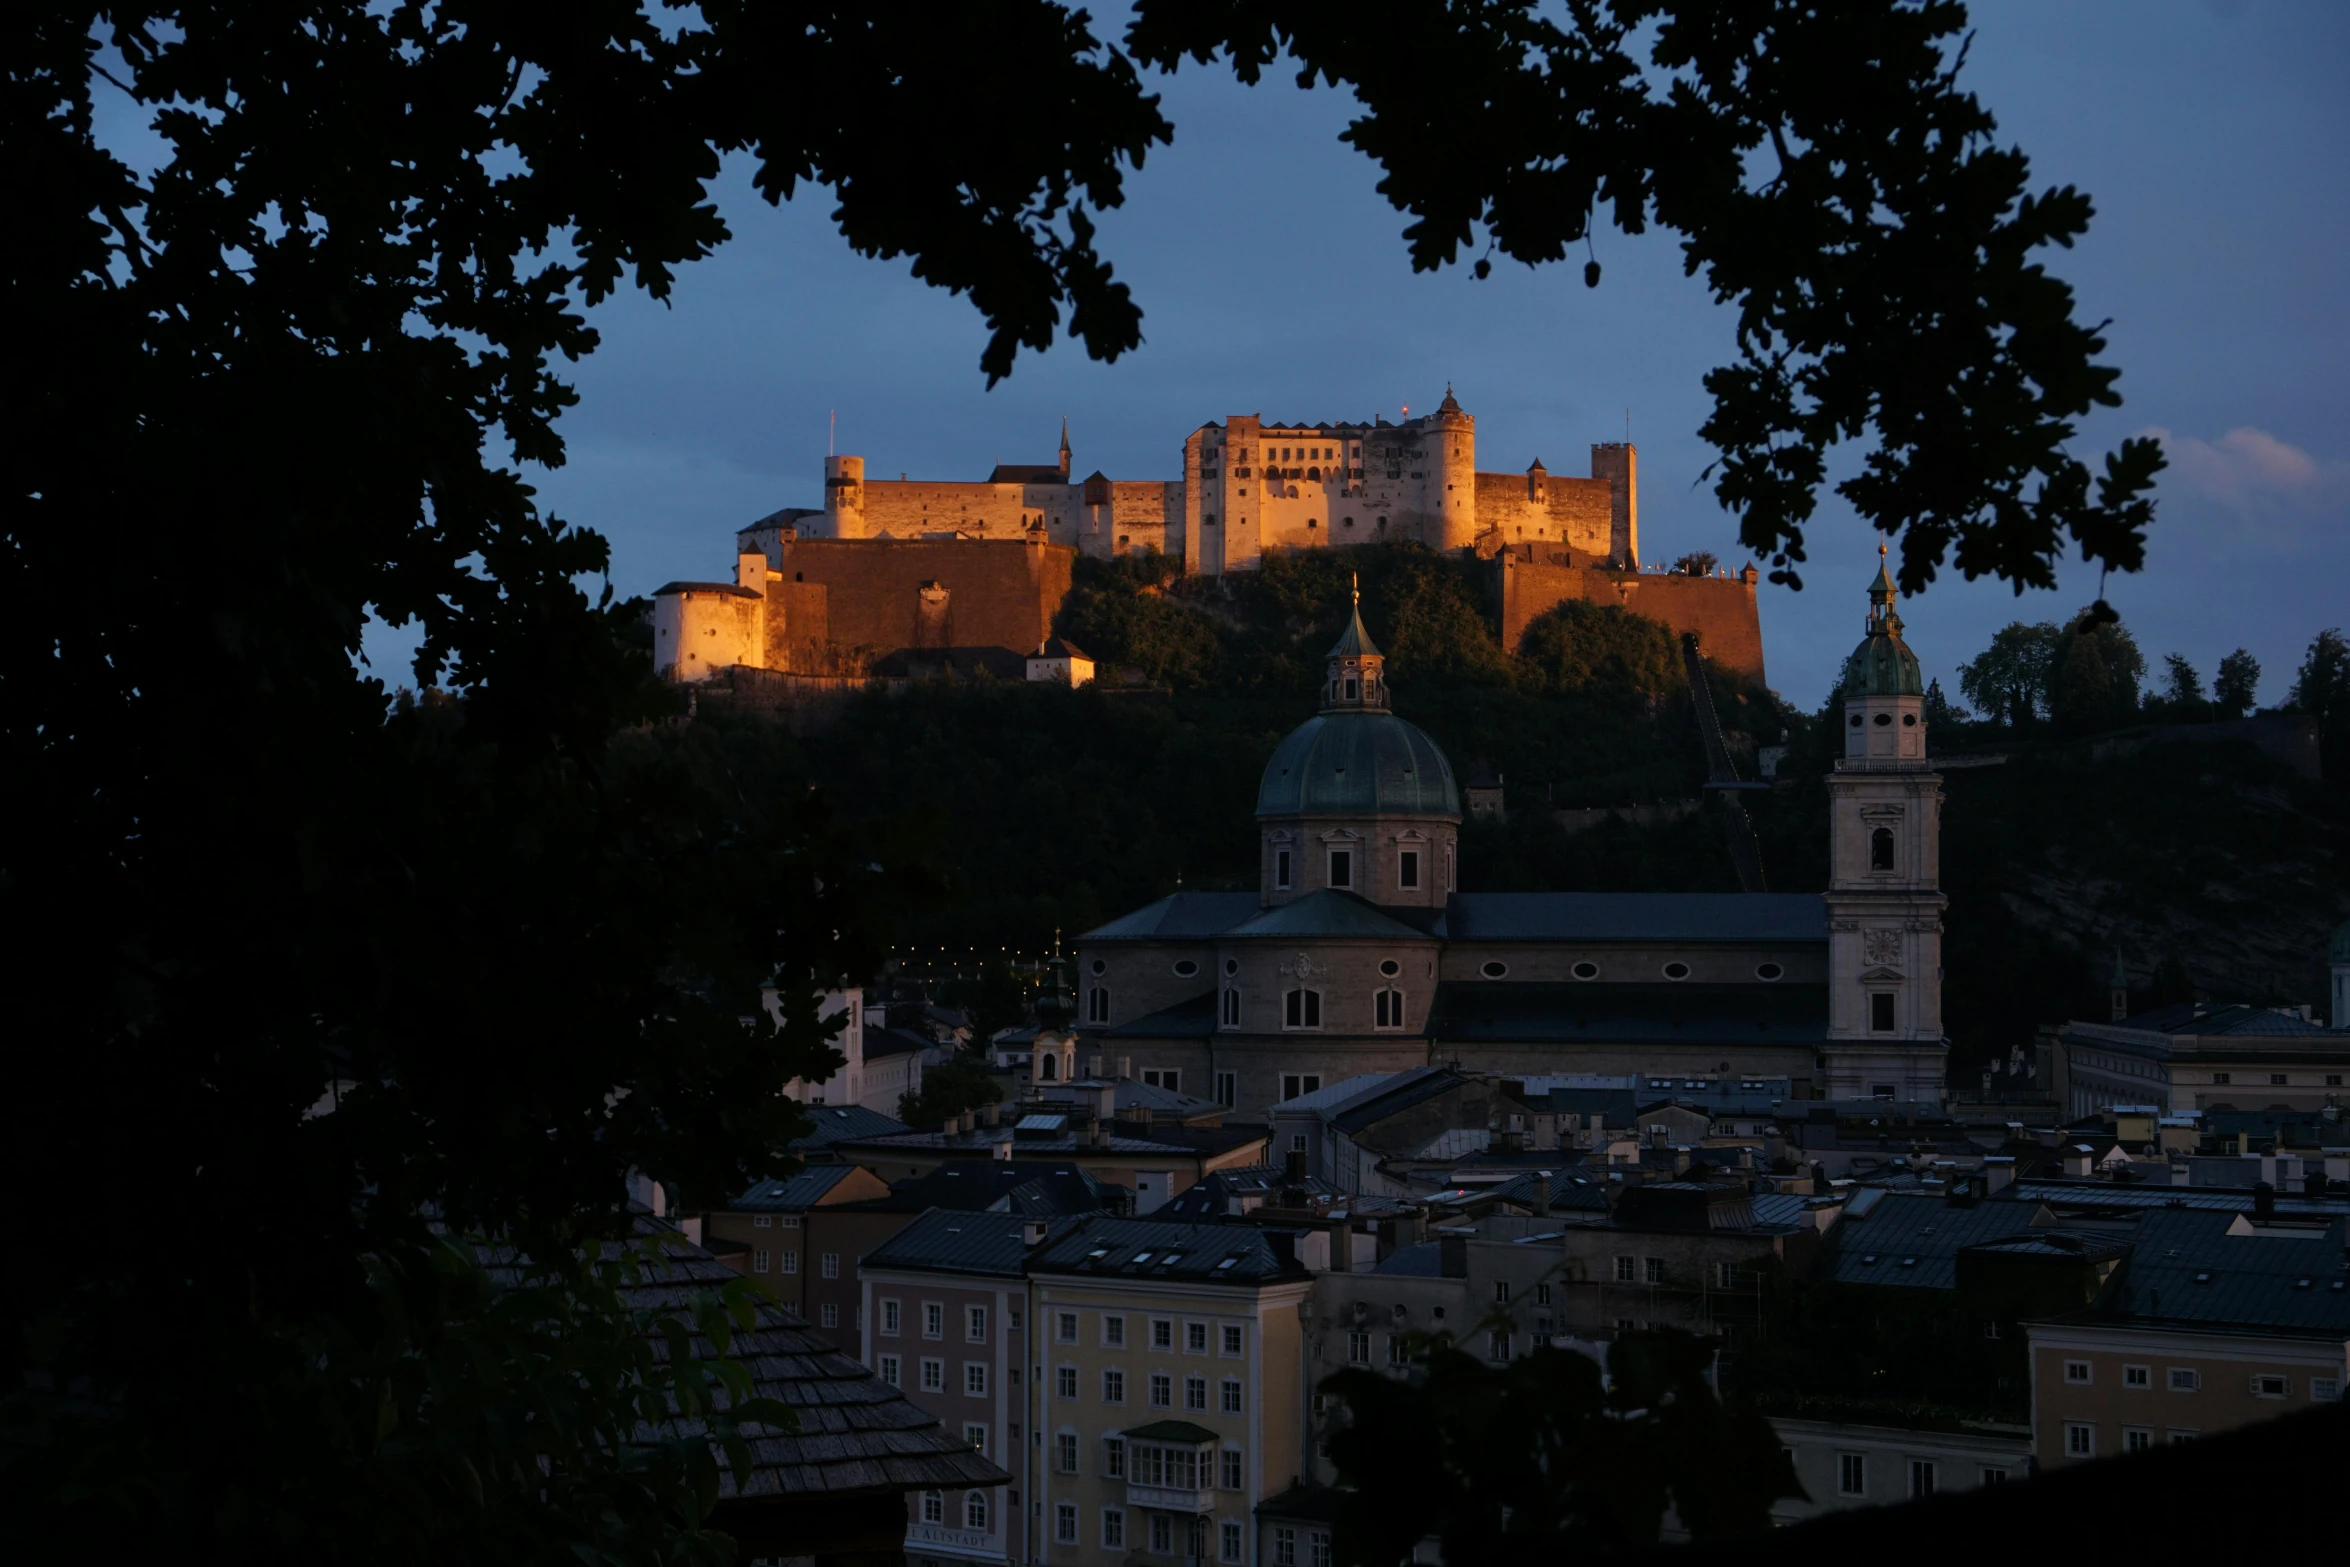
[[1517, 601, 1685, 702], [2290, 629, 2350, 779], [1959, 622, 2063, 729], [1924, 677, 1969, 731], [2153, 653, 2208, 721], [2215, 648, 2264, 719], [9, 2, 2166, 1558], [2048, 608, 2145, 736], [1670, 551, 1721, 576]]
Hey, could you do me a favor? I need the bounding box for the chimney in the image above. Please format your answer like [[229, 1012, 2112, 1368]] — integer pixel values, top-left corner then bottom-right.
[[1089, 1054, 1105, 1077], [1529, 1175, 1551, 1218], [1118, 1055, 1132, 1079], [1438, 1233, 1469, 1279], [1982, 1157, 2016, 1195], [1023, 1219, 1049, 1246], [1095, 1084, 1118, 1124], [2253, 1181, 2276, 1221], [979, 1103, 1001, 1129], [1327, 1219, 1351, 1273]]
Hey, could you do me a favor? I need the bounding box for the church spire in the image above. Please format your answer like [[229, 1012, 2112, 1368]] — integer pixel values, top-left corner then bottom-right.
[[1323, 574, 1388, 711], [1058, 417, 1072, 478]]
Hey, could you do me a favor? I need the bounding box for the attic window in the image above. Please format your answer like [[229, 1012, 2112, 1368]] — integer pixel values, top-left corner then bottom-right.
[[2193, 1271, 2213, 1284], [1756, 963, 1784, 982], [1132, 1253, 1154, 1266], [1662, 962, 1691, 981], [1572, 962, 1599, 981], [1482, 961, 1509, 979], [1215, 1257, 1239, 1271], [1173, 960, 1199, 978]]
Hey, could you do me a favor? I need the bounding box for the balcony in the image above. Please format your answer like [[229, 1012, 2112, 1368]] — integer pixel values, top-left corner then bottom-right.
[[1120, 1420, 1219, 1515]]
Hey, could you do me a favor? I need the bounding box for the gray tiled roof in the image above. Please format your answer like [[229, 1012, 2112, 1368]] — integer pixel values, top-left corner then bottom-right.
[[1028, 1216, 1312, 1285], [1328, 1069, 1468, 1135], [1372, 1241, 1447, 1277], [1226, 890, 1438, 942], [480, 1217, 1005, 1498], [1440, 892, 1827, 944], [1428, 981, 1830, 1047], [1818, 1194, 2046, 1288]]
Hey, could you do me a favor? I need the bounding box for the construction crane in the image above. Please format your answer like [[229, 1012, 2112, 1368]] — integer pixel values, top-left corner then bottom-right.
[[1681, 633, 1770, 892]]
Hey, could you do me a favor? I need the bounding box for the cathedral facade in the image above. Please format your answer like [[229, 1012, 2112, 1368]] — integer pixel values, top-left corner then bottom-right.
[[1072, 560, 1948, 1117]]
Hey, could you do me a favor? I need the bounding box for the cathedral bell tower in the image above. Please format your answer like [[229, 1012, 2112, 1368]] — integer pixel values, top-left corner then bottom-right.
[[1821, 549, 1949, 1106]]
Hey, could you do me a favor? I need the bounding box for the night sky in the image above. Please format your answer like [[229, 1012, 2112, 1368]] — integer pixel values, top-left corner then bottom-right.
[[483, 3, 2347, 707]]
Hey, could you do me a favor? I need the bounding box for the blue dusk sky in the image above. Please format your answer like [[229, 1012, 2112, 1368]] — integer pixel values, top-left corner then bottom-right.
[[498, 3, 2345, 706]]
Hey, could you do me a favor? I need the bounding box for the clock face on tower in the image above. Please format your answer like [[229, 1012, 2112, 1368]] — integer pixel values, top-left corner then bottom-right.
[[1862, 929, 1903, 967]]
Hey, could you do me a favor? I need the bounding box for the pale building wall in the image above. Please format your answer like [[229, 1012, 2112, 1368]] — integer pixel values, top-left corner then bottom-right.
[[861, 1266, 1026, 1564], [1770, 1417, 2028, 1518], [652, 585, 763, 683], [2028, 1324, 2348, 1465], [1260, 816, 1459, 908]]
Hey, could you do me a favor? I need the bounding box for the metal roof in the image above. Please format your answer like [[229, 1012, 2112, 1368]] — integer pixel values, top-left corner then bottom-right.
[[1271, 1070, 1419, 1115], [1440, 892, 1827, 944], [861, 1208, 1053, 1277], [1081, 891, 1261, 942], [1226, 889, 1438, 942], [1028, 1216, 1313, 1285], [1254, 710, 1462, 820], [2082, 1209, 2350, 1337], [788, 1103, 912, 1150], [1818, 1194, 2047, 1288], [1327, 1069, 1471, 1135], [729, 1163, 864, 1212], [1372, 1241, 1447, 1277], [1428, 981, 1830, 1047]]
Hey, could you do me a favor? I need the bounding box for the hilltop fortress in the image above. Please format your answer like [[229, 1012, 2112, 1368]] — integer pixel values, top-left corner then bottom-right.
[[654, 390, 1766, 684]]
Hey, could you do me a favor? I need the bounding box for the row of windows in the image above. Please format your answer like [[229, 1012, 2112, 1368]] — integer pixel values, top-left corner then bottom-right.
[[875, 1355, 994, 1397], [2063, 1361, 2341, 1400], [2064, 1423, 2202, 1458], [751, 1248, 835, 1277], [1053, 1434, 1249, 1489], [748, 1214, 801, 1229], [876, 1299, 989, 1341], [1271, 846, 1430, 893], [1050, 1365, 1248, 1412], [918, 1490, 993, 1532], [1103, 955, 1793, 986], [1051, 1506, 1274, 1561], [1829, 1453, 2007, 1498], [2207, 1071, 2345, 1086], [1051, 1312, 1246, 1356]]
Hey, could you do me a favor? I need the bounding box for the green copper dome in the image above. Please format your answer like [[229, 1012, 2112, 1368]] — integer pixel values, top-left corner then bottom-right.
[[1255, 711, 1462, 820], [1840, 550, 1925, 698]]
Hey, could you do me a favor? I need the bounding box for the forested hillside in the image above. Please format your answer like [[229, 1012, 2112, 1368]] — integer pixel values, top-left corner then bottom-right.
[[628, 551, 2350, 1079]]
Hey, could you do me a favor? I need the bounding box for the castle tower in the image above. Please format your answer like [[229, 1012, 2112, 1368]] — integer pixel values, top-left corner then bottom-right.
[[1589, 442, 1640, 567], [824, 454, 866, 538], [1058, 417, 1072, 480], [1254, 581, 1459, 907], [1821, 548, 1948, 1105], [1431, 385, 1476, 554]]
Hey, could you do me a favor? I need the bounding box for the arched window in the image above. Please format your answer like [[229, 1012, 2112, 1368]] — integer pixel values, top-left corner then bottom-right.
[[1039, 1052, 1058, 1081], [1374, 989, 1406, 1029], [1221, 989, 1241, 1027], [1087, 986, 1110, 1024], [1870, 827, 1896, 872], [1283, 989, 1323, 1030], [965, 1491, 990, 1530]]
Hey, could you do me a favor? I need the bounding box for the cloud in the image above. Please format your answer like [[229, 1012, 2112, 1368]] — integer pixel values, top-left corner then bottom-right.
[[2139, 425, 2348, 511]]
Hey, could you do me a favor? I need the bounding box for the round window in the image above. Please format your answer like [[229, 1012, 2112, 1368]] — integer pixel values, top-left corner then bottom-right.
[[1481, 960, 1509, 979], [1872, 712, 1893, 727], [1172, 960, 1198, 978], [1223, 957, 1239, 977], [1090, 959, 1107, 975], [1662, 961, 1691, 981], [1849, 713, 1863, 728], [1755, 962, 1784, 982], [1379, 959, 1401, 977], [1571, 961, 1600, 981], [1901, 712, 1917, 726]]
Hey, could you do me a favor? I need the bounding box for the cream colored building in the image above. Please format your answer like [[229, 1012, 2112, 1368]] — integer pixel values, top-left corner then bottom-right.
[[1025, 1218, 1314, 1566]]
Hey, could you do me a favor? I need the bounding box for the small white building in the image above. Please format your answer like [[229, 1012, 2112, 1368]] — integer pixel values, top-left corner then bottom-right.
[[1025, 636, 1094, 686]]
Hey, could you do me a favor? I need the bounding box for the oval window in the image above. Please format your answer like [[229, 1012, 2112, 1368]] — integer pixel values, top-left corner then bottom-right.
[[1662, 961, 1691, 981], [1173, 960, 1198, 978], [1571, 961, 1600, 981], [1090, 959, 1107, 975], [1755, 962, 1785, 982], [1223, 957, 1239, 977], [1849, 713, 1863, 728], [1379, 959, 1401, 977], [1901, 713, 1918, 726], [1481, 960, 1509, 979], [1872, 712, 1893, 727]]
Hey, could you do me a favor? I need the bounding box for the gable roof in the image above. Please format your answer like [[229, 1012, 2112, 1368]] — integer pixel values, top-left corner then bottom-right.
[[1226, 889, 1437, 942], [860, 1208, 1057, 1277], [729, 1163, 868, 1212], [789, 1104, 911, 1151]]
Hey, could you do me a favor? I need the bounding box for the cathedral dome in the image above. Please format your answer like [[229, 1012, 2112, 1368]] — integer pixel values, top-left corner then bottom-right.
[[1255, 711, 1461, 820], [1839, 552, 1924, 698]]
